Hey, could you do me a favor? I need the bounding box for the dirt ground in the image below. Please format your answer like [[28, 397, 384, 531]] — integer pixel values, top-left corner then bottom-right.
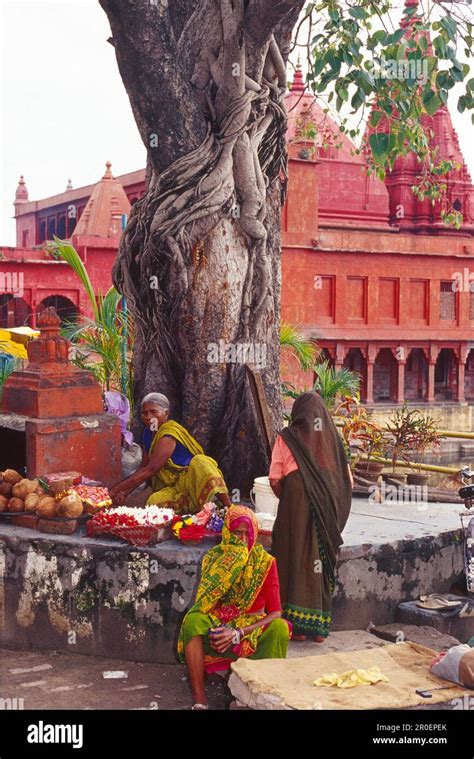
[[0, 647, 232, 710]]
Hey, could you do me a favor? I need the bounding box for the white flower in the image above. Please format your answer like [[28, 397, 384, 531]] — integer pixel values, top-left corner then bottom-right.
[[108, 506, 175, 526]]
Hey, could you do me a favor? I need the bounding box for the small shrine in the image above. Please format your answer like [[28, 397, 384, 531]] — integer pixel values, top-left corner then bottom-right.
[[0, 307, 121, 484]]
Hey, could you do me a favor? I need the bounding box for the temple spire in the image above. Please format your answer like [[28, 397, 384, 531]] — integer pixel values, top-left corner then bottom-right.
[[14, 175, 28, 204], [290, 58, 305, 93]]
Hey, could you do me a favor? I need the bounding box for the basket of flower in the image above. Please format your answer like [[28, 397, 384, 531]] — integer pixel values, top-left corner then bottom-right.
[[171, 503, 226, 544], [87, 506, 175, 546], [171, 515, 206, 544]]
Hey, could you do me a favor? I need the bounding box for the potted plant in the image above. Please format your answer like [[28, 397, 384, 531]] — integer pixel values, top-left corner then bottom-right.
[[406, 413, 442, 486], [338, 398, 386, 482], [383, 405, 415, 484], [384, 405, 440, 485]]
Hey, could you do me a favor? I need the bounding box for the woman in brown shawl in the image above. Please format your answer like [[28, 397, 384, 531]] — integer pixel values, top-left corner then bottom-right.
[[269, 392, 353, 641]]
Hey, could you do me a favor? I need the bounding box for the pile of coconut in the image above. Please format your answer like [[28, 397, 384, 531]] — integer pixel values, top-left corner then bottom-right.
[[0, 469, 84, 519]]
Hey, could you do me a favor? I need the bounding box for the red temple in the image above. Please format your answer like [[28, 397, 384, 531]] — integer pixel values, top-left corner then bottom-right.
[[2, 46, 473, 410]]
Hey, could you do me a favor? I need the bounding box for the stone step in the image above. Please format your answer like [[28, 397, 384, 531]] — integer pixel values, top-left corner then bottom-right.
[[395, 595, 474, 644], [368, 623, 461, 651]]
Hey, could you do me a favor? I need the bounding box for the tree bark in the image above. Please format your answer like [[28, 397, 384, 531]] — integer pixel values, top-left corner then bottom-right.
[[100, 0, 304, 495]]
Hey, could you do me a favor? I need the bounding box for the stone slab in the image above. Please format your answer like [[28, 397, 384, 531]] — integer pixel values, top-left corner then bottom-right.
[[0, 522, 218, 664], [333, 498, 465, 631], [369, 624, 461, 651], [396, 597, 474, 644]]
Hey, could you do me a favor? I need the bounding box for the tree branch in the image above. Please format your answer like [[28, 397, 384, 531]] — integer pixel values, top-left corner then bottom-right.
[[246, 0, 305, 44], [99, 0, 207, 172]]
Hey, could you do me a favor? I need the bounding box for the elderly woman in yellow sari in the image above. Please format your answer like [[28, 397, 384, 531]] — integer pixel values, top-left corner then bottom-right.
[[109, 393, 231, 512], [178, 505, 291, 710]]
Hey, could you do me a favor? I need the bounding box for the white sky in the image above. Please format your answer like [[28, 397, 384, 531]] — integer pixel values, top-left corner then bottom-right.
[[1, 0, 473, 247]]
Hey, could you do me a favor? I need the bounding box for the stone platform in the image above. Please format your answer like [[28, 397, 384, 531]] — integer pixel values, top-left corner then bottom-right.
[[0, 497, 469, 663]]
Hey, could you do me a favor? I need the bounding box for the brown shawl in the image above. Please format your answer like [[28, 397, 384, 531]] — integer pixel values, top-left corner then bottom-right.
[[280, 392, 352, 585]]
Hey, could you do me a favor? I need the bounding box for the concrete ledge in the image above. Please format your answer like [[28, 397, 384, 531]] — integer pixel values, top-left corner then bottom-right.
[[333, 499, 465, 631], [0, 523, 214, 664], [0, 498, 466, 664]]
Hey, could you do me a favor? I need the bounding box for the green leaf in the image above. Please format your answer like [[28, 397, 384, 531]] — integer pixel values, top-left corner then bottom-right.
[[451, 66, 464, 83], [349, 6, 366, 19], [369, 132, 393, 162], [418, 36, 428, 52], [387, 28, 406, 45], [423, 89, 443, 115], [370, 109, 383, 128], [49, 238, 99, 321], [351, 86, 366, 110], [440, 16, 457, 41]]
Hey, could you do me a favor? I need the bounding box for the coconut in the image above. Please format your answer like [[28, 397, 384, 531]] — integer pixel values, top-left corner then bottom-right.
[[12, 479, 39, 500], [35, 485, 47, 496], [0, 482, 12, 498], [56, 492, 83, 518], [36, 496, 57, 518], [0, 495, 8, 512], [1, 469, 22, 485], [24, 493, 39, 512], [7, 497, 24, 513]]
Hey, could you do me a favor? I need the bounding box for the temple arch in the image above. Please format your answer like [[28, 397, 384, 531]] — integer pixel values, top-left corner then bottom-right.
[[373, 347, 397, 402], [434, 348, 457, 401], [37, 295, 78, 324], [404, 348, 428, 401]]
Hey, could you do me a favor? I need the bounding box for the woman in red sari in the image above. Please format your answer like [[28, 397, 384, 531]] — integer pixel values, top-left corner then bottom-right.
[[178, 505, 291, 710]]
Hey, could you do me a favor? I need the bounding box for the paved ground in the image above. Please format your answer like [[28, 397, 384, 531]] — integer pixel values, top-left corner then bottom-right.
[[2, 629, 459, 710], [341, 498, 466, 550], [0, 646, 231, 710], [0, 633, 386, 710]]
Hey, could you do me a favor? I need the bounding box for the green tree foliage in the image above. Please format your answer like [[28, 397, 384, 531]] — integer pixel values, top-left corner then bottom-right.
[[298, 0, 473, 226]]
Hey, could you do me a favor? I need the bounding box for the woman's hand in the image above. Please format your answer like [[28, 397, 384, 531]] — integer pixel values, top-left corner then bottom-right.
[[110, 487, 127, 505], [209, 627, 234, 653]]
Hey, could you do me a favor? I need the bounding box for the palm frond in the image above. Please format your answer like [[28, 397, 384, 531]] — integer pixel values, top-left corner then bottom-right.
[[280, 322, 319, 371], [48, 238, 99, 321], [313, 360, 361, 410]]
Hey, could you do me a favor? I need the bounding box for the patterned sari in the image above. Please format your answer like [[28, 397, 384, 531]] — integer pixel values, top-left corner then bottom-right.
[[178, 506, 288, 670], [146, 420, 228, 514]]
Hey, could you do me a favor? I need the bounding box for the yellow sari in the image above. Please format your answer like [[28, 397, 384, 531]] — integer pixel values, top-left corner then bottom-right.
[[146, 420, 228, 514]]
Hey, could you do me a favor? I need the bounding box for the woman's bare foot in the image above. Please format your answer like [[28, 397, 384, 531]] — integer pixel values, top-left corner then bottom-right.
[[313, 636, 326, 643], [292, 635, 307, 641]]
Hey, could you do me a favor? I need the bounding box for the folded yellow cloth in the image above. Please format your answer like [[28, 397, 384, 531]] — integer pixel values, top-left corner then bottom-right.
[[314, 666, 389, 688]]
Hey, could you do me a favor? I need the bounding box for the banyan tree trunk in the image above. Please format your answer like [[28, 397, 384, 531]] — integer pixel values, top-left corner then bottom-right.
[[100, 0, 304, 494]]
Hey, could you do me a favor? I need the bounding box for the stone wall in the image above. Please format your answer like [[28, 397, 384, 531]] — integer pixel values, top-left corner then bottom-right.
[[332, 530, 465, 633], [0, 525, 208, 664], [0, 521, 465, 663]]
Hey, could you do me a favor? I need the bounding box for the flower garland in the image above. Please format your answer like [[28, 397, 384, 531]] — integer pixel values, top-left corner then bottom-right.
[[92, 506, 175, 529]]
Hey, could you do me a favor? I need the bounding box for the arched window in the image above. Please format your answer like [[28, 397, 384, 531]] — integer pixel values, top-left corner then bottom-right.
[[37, 295, 78, 325], [57, 216, 66, 238], [47, 217, 56, 240]]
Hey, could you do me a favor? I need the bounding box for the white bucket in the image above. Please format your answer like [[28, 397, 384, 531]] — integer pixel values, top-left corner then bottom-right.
[[250, 476, 279, 516]]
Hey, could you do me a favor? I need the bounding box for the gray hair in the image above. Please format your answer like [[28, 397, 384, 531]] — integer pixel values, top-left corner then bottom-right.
[[141, 392, 170, 411]]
